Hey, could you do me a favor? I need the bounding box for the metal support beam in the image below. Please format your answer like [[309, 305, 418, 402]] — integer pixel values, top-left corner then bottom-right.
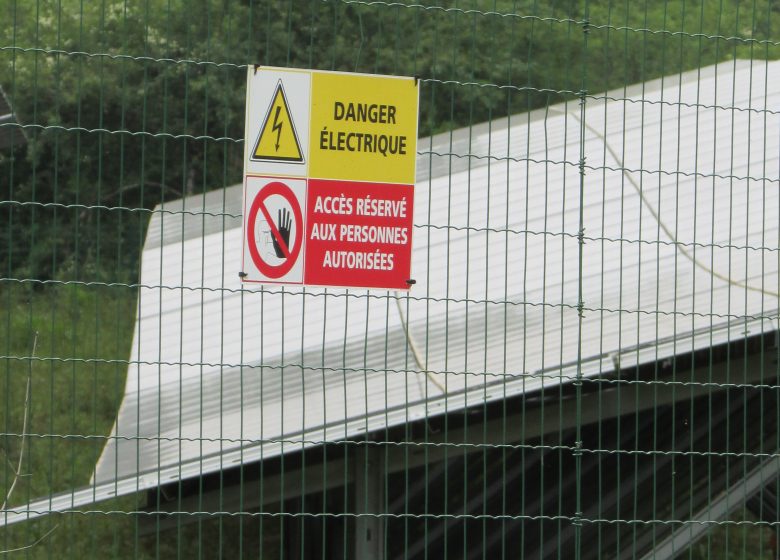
[[397, 351, 776, 476], [354, 445, 385, 560], [639, 454, 780, 560], [138, 348, 776, 537], [140, 455, 349, 535]]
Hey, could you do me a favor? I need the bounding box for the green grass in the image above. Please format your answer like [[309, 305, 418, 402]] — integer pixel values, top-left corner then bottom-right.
[[690, 511, 777, 560], [0, 282, 141, 558], [0, 282, 282, 559]]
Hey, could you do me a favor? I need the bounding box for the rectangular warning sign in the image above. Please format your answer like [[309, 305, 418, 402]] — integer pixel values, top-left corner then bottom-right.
[[242, 66, 419, 291]]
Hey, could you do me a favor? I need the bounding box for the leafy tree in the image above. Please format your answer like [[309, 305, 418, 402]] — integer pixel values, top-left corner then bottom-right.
[[1, 0, 778, 282]]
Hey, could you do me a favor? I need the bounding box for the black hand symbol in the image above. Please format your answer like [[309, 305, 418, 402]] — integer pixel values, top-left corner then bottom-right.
[[273, 208, 292, 258]]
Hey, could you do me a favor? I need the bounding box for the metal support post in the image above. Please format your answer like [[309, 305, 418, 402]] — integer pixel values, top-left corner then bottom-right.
[[354, 444, 385, 560]]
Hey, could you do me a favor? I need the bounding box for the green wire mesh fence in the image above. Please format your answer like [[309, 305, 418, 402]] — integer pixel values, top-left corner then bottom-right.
[[2, 1, 780, 558]]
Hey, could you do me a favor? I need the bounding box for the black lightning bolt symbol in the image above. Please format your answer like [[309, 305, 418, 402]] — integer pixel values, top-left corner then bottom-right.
[[271, 106, 282, 151]]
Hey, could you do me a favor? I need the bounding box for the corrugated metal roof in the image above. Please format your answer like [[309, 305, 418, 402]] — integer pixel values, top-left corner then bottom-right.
[[3, 59, 779, 526]]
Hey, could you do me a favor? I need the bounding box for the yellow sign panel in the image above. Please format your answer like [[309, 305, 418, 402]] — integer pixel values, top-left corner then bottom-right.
[[252, 81, 304, 163], [308, 72, 418, 184]]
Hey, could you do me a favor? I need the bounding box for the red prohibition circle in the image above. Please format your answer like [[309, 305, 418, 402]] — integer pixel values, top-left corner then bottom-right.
[[247, 181, 304, 279]]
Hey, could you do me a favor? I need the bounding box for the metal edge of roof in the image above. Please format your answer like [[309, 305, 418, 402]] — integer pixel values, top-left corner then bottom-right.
[[143, 184, 243, 250], [3, 309, 776, 528], [418, 58, 755, 162], [147, 60, 759, 243]]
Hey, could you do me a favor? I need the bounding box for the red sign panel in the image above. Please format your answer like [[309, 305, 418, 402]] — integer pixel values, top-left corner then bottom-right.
[[303, 179, 414, 290]]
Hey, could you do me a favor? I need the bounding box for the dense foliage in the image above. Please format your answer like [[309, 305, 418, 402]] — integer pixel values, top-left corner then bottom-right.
[[1, 0, 779, 280]]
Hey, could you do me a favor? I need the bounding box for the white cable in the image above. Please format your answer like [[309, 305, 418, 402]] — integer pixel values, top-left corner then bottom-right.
[[561, 107, 779, 298], [394, 293, 446, 394]]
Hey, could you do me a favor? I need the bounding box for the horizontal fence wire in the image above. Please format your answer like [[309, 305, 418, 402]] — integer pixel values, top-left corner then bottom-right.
[[3, 0, 780, 559]]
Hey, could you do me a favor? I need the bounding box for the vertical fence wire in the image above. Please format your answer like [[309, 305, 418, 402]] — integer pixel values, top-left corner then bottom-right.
[[2, 1, 780, 558]]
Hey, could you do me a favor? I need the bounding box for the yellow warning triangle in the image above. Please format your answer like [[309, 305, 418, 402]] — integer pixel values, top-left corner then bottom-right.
[[252, 81, 304, 163]]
